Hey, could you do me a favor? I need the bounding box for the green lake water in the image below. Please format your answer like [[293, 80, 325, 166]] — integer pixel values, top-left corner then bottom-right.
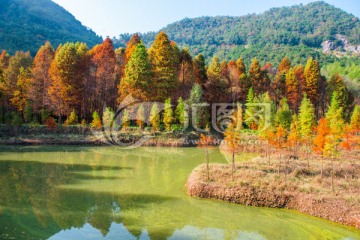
[[0, 146, 359, 240]]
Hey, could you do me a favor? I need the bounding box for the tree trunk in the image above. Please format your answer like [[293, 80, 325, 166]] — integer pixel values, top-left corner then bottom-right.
[[331, 156, 335, 193], [206, 149, 209, 182], [232, 150, 235, 181]]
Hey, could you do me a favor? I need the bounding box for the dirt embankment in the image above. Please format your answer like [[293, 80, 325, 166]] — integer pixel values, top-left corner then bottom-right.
[[187, 159, 360, 229]]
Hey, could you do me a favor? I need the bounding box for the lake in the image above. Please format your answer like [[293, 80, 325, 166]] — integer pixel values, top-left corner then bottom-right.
[[0, 146, 359, 240]]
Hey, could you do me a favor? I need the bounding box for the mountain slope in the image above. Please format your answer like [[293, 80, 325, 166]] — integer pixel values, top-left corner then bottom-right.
[[114, 1, 360, 65], [0, 0, 102, 55]]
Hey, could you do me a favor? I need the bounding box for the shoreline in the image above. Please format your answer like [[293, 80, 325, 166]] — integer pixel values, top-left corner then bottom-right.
[[186, 160, 360, 229], [0, 125, 220, 147]]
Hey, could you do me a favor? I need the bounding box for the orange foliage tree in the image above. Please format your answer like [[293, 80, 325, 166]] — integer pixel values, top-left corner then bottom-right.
[[197, 134, 215, 181]]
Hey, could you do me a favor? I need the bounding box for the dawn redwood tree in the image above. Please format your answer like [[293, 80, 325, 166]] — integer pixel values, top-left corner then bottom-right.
[[163, 98, 173, 131], [249, 57, 261, 96], [228, 60, 240, 103], [244, 87, 257, 129], [286, 68, 300, 112], [205, 56, 228, 104], [224, 123, 242, 181], [271, 57, 291, 105], [175, 97, 188, 127], [0, 50, 9, 70], [11, 67, 31, 114], [274, 124, 287, 178], [29, 41, 54, 114], [197, 133, 215, 181], [136, 104, 145, 130], [91, 38, 117, 111], [350, 106, 360, 133], [178, 48, 194, 99], [193, 54, 207, 88], [236, 57, 251, 103], [304, 57, 320, 109], [121, 109, 130, 131], [149, 103, 160, 132], [48, 43, 83, 122], [278, 56, 292, 73], [221, 60, 230, 84], [149, 32, 179, 102], [125, 33, 141, 63], [118, 43, 152, 101], [287, 114, 300, 156], [298, 94, 316, 166], [90, 111, 102, 129], [299, 94, 316, 139], [271, 71, 286, 106], [326, 92, 344, 125], [327, 74, 353, 119], [1, 51, 32, 111], [313, 118, 330, 176], [274, 98, 292, 130]]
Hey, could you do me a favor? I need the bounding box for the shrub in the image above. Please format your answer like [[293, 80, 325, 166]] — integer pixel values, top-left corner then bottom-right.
[[40, 109, 51, 124], [90, 111, 102, 129], [45, 117, 56, 129], [11, 112, 23, 126], [65, 110, 78, 125]]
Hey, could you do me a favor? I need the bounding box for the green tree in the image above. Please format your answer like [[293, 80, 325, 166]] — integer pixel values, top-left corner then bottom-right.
[[163, 98, 173, 131], [103, 107, 115, 128], [149, 32, 179, 101], [287, 114, 301, 155], [121, 109, 130, 130], [350, 105, 360, 131], [150, 103, 160, 132], [11, 112, 23, 126], [175, 97, 187, 126], [244, 87, 257, 129], [91, 111, 102, 129], [24, 100, 32, 123], [327, 74, 352, 118], [136, 104, 145, 130], [193, 54, 207, 88], [188, 84, 206, 129], [118, 43, 153, 101], [65, 109, 78, 125], [274, 98, 292, 130], [299, 94, 316, 139], [326, 92, 344, 124]]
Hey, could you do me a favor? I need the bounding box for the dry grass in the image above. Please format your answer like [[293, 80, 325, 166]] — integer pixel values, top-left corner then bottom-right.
[[187, 153, 360, 228]]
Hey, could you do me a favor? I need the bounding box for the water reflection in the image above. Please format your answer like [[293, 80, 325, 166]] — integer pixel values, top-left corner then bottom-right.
[[0, 146, 359, 240]]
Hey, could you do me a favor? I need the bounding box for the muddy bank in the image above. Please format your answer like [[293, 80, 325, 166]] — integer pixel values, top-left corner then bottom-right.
[[187, 160, 360, 229]]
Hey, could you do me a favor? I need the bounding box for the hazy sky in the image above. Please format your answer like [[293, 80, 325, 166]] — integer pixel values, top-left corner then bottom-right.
[[51, 0, 360, 38]]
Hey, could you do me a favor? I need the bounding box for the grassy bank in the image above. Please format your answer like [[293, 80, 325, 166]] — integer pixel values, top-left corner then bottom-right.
[[187, 155, 360, 229], [0, 125, 220, 146]]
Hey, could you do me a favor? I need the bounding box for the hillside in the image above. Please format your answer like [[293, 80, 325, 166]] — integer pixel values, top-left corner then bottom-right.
[[114, 1, 360, 65], [0, 0, 102, 55]]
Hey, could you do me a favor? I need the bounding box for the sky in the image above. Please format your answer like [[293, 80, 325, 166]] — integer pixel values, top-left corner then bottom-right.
[[51, 0, 360, 38]]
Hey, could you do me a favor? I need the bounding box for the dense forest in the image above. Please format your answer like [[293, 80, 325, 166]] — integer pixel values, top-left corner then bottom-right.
[[114, 2, 360, 65], [0, 0, 102, 55], [0, 32, 359, 139]]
